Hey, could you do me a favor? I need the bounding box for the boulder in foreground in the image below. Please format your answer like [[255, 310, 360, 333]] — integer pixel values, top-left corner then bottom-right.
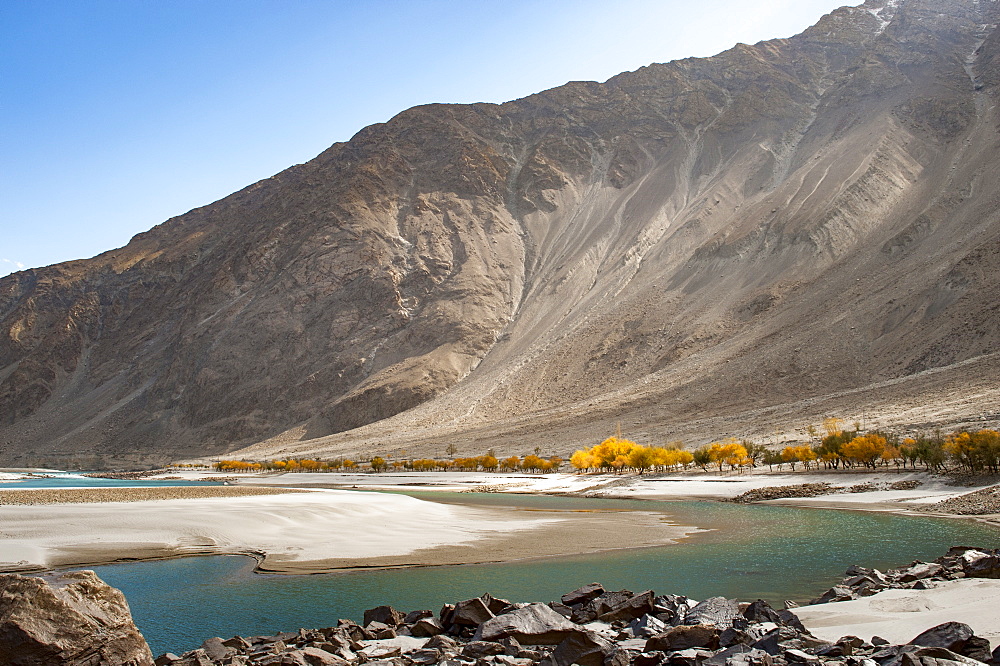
[[0, 570, 154, 665]]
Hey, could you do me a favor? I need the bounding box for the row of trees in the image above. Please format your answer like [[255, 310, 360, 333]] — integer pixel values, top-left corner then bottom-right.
[[569, 437, 696, 473], [775, 419, 1000, 473], [212, 424, 999, 476], [214, 453, 565, 474]]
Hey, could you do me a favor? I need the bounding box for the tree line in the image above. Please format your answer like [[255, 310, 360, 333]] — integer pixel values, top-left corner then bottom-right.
[[211, 420, 999, 476]]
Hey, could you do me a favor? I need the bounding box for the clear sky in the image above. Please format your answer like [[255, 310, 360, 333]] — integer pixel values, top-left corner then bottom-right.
[[1, 0, 851, 278]]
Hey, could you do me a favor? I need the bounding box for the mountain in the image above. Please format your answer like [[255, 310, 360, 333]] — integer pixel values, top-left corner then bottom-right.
[[2, 0, 999, 468]]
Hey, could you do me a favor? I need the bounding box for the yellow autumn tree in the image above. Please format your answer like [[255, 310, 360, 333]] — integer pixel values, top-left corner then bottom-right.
[[841, 434, 887, 468]]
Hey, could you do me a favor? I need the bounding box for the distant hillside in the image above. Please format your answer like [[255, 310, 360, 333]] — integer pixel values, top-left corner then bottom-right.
[[2, 0, 998, 468]]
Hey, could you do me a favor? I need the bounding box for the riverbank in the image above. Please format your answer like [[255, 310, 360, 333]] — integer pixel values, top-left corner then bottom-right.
[[0, 486, 696, 574], [1, 467, 996, 575]]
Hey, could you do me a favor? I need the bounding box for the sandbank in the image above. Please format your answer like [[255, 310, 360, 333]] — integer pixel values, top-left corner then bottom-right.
[[0, 486, 696, 574], [792, 578, 1000, 648], [169, 469, 985, 513]]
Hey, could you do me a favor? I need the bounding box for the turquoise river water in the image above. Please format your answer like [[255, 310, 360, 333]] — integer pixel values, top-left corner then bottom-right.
[[75, 491, 1000, 656]]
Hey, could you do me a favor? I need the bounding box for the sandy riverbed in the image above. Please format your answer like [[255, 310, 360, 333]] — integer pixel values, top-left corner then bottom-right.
[[791, 578, 1000, 648], [0, 484, 695, 574]]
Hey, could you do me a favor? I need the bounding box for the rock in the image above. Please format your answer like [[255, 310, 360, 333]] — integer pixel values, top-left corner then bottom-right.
[[629, 614, 669, 638], [404, 610, 434, 624], [481, 593, 513, 615], [422, 633, 456, 648], [572, 591, 636, 624], [358, 644, 402, 660], [361, 606, 406, 627], [898, 563, 944, 583], [599, 591, 656, 623], [910, 623, 975, 652], [499, 636, 522, 656], [743, 600, 782, 624], [199, 636, 235, 661], [811, 585, 856, 604], [462, 640, 507, 658], [901, 646, 992, 666], [872, 636, 891, 646], [686, 597, 743, 630], [646, 625, 720, 652], [752, 627, 802, 656], [961, 552, 1000, 579], [175, 648, 214, 666], [545, 631, 621, 666], [549, 602, 574, 618], [562, 583, 607, 607], [784, 648, 819, 663], [476, 603, 582, 645], [452, 597, 495, 627], [665, 647, 714, 666], [155, 655, 182, 665], [705, 645, 773, 666], [0, 571, 154, 666], [301, 646, 347, 666], [224, 635, 253, 651], [411, 617, 446, 637], [777, 610, 809, 633], [958, 636, 992, 663], [633, 652, 667, 666]]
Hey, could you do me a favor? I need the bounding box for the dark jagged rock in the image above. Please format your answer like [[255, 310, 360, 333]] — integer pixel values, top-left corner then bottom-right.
[[475, 603, 581, 645], [561, 583, 606, 607], [544, 631, 620, 666], [598, 590, 656, 623], [0, 570, 154, 666], [451, 596, 494, 627], [411, 617, 445, 638], [685, 597, 743, 630], [365, 606, 407, 628], [909, 622, 975, 652], [810, 585, 856, 605], [646, 625, 721, 652]]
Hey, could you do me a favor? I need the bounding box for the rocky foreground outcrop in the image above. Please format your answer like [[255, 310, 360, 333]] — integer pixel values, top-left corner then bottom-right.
[[5, 549, 1000, 666], [0, 570, 154, 665], [151, 559, 1000, 666], [809, 545, 1000, 604]]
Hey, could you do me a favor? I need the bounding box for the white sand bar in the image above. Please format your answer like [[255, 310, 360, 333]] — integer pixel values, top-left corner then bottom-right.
[[792, 579, 1000, 648], [0, 488, 559, 572]]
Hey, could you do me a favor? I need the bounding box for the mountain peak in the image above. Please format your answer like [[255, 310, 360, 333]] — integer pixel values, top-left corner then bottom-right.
[[2, 1, 998, 467]]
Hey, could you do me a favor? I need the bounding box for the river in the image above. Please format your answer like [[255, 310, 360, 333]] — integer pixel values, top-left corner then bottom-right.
[[77, 491, 1000, 656]]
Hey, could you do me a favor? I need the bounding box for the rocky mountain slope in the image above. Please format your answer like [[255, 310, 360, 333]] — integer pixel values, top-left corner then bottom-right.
[[2, 0, 999, 467]]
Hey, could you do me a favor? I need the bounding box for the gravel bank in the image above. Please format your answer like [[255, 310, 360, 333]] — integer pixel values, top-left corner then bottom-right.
[[0, 486, 308, 505], [915, 484, 1000, 515]]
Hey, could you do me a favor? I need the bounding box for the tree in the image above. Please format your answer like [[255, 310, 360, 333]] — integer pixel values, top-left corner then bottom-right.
[[693, 446, 712, 471], [841, 434, 887, 468], [570, 449, 595, 471], [743, 441, 769, 468], [522, 454, 545, 473], [370, 457, 388, 472], [626, 445, 656, 473], [708, 439, 749, 471], [501, 456, 521, 472], [481, 455, 499, 472]]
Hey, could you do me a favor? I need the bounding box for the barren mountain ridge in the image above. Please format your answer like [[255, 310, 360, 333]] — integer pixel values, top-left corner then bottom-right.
[[2, 0, 998, 467]]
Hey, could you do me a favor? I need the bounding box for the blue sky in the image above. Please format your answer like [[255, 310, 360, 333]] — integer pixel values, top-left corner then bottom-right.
[[1, 0, 849, 278]]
